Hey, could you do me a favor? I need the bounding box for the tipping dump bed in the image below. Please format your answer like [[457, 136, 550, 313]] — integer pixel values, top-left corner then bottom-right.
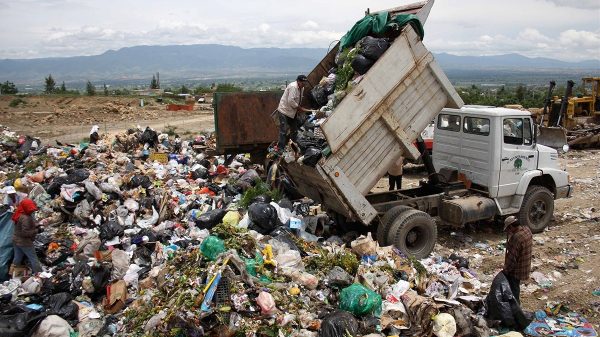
[[287, 3, 464, 224]]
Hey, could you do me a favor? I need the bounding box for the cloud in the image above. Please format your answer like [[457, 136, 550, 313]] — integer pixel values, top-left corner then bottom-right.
[[427, 27, 600, 61], [301, 20, 319, 30], [544, 0, 600, 9]]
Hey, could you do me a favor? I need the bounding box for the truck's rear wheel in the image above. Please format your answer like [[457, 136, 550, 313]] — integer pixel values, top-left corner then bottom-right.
[[519, 185, 554, 233], [376, 206, 412, 246], [387, 209, 437, 259]]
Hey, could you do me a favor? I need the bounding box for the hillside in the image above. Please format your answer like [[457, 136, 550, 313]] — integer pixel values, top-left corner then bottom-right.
[[1, 44, 598, 86]]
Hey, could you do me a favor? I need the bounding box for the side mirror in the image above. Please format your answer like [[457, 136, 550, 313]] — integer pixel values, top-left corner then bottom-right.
[[562, 144, 569, 153], [533, 124, 538, 144]]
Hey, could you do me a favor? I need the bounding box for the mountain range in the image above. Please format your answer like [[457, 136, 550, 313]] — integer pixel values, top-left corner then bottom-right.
[[0, 44, 598, 86]]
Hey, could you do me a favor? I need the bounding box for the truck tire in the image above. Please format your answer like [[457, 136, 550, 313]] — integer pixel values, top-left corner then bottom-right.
[[387, 209, 437, 259], [519, 185, 554, 233], [376, 205, 412, 246]]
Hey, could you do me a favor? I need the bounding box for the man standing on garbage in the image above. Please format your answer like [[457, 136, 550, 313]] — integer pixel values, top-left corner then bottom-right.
[[276, 75, 313, 152], [502, 215, 532, 303], [11, 199, 43, 274]]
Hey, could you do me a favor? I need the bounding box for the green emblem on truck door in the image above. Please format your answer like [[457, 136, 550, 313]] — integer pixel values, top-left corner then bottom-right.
[[514, 158, 523, 169]]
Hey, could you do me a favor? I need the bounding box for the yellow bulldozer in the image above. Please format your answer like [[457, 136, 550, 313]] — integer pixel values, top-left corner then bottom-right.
[[537, 77, 600, 149]]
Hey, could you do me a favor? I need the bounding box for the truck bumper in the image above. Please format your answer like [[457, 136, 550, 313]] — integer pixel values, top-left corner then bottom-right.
[[556, 185, 572, 199]]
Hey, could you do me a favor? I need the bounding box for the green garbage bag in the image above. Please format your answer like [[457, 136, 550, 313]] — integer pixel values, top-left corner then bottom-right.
[[200, 236, 225, 261], [339, 12, 424, 51], [339, 283, 382, 316], [243, 251, 264, 277]]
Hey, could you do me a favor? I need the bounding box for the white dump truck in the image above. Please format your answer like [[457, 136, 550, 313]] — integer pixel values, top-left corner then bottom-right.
[[279, 1, 571, 258]]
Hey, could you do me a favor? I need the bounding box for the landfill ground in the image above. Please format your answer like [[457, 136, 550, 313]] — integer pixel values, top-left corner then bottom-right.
[[0, 95, 215, 144], [373, 151, 600, 327], [2, 95, 600, 332]]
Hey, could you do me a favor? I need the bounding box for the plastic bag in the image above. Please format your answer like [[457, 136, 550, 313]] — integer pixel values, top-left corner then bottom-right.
[[0, 311, 48, 337], [200, 236, 225, 261], [485, 271, 532, 330], [191, 166, 208, 180], [339, 283, 382, 316], [0, 211, 14, 282], [432, 313, 457, 337], [302, 147, 322, 167], [350, 232, 377, 256], [111, 249, 130, 280], [136, 207, 159, 228], [130, 175, 152, 189], [351, 54, 374, 75], [311, 85, 329, 107], [327, 266, 354, 287], [222, 211, 240, 226], [318, 310, 359, 337], [100, 220, 124, 241], [256, 291, 277, 315], [195, 209, 227, 229], [84, 181, 102, 200], [275, 250, 304, 273], [357, 36, 390, 61], [46, 293, 79, 323], [248, 202, 280, 235]]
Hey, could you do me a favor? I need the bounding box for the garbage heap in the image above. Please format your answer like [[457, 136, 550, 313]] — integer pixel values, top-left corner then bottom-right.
[[1, 124, 492, 337], [292, 13, 424, 166]]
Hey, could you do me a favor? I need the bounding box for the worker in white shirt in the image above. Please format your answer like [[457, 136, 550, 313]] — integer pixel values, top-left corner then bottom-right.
[[388, 156, 404, 191], [276, 75, 313, 152]]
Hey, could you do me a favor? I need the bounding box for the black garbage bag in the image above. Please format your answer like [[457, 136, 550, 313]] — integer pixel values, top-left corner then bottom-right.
[[318, 310, 359, 337], [132, 245, 153, 266], [46, 168, 90, 197], [0, 311, 48, 337], [302, 147, 322, 167], [311, 85, 329, 107], [195, 209, 227, 230], [100, 221, 124, 241], [46, 292, 79, 323], [357, 36, 390, 61], [297, 134, 326, 152], [140, 127, 158, 146], [130, 175, 152, 189], [248, 202, 280, 235], [199, 159, 212, 169], [191, 166, 208, 180], [449, 253, 469, 269], [42, 270, 71, 295], [351, 54, 374, 75], [485, 271, 532, 330], [71, 261, 91, 296], [91, 265, 111, 296]]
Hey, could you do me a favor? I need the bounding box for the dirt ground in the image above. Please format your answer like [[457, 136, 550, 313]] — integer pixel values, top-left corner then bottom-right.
[[2, 96, 599, 327], [373, 152, 600, 327], [0, 95, 216, 143]]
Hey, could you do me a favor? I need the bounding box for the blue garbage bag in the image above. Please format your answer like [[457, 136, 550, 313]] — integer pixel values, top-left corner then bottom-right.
[[0, 210, 14, 282]]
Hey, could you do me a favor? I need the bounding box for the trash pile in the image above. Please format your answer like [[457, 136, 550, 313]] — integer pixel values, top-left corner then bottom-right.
[[0, 123, 511, 337], [567, 124, 600, 149], [290, 12, 424, 166]]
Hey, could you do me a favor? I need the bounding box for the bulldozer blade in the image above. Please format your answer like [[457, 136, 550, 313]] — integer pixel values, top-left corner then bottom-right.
[[538, 126, 568, 149]]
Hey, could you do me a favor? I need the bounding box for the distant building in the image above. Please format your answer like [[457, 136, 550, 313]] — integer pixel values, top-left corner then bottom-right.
[[133, 88, 163, 96]]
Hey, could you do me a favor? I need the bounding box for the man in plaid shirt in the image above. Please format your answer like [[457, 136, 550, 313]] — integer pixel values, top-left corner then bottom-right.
[[503, 215, 533, 303]]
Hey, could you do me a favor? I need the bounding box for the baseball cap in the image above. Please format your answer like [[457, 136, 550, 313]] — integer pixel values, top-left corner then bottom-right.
[[503, 215, 517, 230], [296, 75, 308, 82]]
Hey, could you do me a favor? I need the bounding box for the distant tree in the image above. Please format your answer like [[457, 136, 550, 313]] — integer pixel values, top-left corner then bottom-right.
[[194, 86, 212, 94], [179, 85, 190, 94], [150, 75, 159, 89], [215, 83, 243, 92], [103, 83, 109, 96], [86, 81, 96, 96], [45, 74, 56, 93], [60, 81, 66, 93], [0, 81, 18, 94], [515, 84, 526, 103]]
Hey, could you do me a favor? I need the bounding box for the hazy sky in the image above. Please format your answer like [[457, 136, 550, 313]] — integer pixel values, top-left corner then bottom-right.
[[0, 0, 599, 61]]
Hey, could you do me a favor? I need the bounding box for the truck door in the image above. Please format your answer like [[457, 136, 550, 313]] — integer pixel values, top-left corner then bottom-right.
[[497, 117, 538, 197]]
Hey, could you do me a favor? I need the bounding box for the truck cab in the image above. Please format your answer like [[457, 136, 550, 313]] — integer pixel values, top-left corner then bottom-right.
[[433, 106, 572, 232]]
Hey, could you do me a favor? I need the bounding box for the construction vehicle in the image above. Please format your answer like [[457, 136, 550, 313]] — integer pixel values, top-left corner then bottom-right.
[[550, 77, 600, 128], [211, 0, 571, 259], [538, 77, 600, 148]]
